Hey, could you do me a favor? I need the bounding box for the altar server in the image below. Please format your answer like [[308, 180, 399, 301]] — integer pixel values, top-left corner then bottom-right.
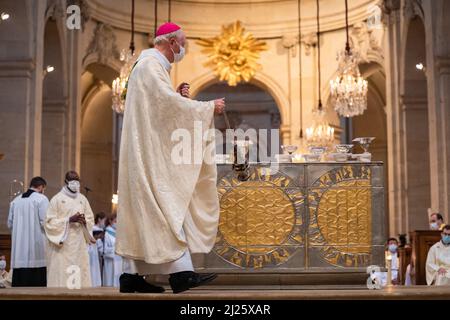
[[88, 225, 103, 287], [45, 171, 95, 288], [102, 214, 122, 287], [116, 22, 225, 293], [7, 177, 49, 287], [426, 225, 450, 286]]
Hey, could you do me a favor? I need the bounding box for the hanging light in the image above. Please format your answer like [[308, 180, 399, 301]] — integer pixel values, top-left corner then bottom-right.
[[112, 193, 119, 205], [306, 0, 334, 147], [330, 0, 368, 117], [1, 12, 10, 21], [112, 0, 137, 114]]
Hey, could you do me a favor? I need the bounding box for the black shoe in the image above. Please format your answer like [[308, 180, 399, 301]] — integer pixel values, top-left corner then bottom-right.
[[119, 273, 165, 293], [169, 271, 218, 294]]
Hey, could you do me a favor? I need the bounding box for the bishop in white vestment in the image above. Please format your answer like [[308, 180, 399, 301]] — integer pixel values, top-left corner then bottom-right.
[[116, 22, 225, 293], [44, 171, 95, 288]]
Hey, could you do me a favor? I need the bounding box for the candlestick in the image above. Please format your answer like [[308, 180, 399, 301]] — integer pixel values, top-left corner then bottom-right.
[[386, 251, 393, 287]]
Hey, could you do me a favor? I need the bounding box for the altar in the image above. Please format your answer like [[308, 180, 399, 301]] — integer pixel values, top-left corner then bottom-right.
[[193, 162, 386, 285]]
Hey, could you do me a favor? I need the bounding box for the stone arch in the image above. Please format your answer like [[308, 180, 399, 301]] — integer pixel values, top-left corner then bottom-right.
[[80, 63, 119, 213], [191, 71, 290, 128], [191, 71, 291, 143], [194, 80, 283, 158], [41, 18, 68, 197]]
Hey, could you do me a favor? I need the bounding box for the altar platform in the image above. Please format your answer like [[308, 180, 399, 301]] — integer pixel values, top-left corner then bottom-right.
[[0, 286, 450, 300]]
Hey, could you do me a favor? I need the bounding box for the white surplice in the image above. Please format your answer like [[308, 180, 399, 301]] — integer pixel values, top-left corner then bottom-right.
[[426, 241, 450, 286], [7, 191, 49, 268], [102, 226, 122, 287], [88, 225, 102, 287], [44, 187, 94, 288]]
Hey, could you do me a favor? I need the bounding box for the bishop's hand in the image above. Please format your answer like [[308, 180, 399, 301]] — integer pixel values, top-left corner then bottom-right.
[[177, 82, 190, 98], [438, 267, 447, 276], [214, 98, 226, 114]]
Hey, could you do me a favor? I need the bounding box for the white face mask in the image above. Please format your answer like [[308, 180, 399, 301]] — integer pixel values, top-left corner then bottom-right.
[[171, 41, 185, 63], [430, 222, 439, 230], [388, 244, 398, 253], [67, 180, 80, 193], [0, 260, 6, 270]]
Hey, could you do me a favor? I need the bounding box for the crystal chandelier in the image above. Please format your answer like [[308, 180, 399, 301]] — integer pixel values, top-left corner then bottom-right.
[[112, 49, 136, 113], [111, 0, 137, 114], [306, 108, 335, 146], [306, 0, 334, 147], [329, 0, 368, 117]]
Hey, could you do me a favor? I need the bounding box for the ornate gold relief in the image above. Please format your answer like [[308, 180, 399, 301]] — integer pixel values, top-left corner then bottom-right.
[[196, 21, 268, 86], [309, 166, 372, 267], [215, 167, 304, 268]]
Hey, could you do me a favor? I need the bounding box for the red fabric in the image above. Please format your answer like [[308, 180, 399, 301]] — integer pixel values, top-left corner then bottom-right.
[[156, 22, 181, 37]]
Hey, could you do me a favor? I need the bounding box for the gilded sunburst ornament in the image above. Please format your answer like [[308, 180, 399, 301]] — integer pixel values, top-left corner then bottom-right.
[[196, 21, 268, 86]]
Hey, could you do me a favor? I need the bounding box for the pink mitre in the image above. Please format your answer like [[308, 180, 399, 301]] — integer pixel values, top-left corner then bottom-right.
[[156, 22, 182, 37]]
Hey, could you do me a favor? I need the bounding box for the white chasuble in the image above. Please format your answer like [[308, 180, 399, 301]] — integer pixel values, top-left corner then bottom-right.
[[44, 189, 95, 288], [426, 241, 450, 286], [116, 53, 220, 265]]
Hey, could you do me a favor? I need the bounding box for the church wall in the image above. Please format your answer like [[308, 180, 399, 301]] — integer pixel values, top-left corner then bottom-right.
[[0, 0, 47, 234]]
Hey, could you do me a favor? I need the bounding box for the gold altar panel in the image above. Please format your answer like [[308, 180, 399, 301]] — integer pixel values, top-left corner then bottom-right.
[[215, 169, 304, 268], [308, 166, 372, 267], [219, 182, 295, 252], [314, 181, 371, 252]]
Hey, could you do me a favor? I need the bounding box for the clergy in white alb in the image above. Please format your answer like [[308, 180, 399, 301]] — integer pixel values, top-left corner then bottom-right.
[[7, 177, 49, 287], [102, 216, 122, 287], [116, 22, 225, 293], [44, 171, 95, 288], [88, 225, 103, 287], [426, 225, 450, 286]]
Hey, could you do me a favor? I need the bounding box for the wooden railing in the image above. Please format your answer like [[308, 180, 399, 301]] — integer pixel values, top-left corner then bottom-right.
[[0, 234, 11, 270], [398, 230, 441, 285]]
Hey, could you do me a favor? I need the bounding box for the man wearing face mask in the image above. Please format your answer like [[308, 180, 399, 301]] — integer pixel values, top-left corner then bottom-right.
[[44, 171, 95, 287], [373, 238, 400, 286], [0, 255, 12, 288], [116, 22, 225, 294], [426, 225, 450, 285], [429, 212, 445, 231], [7, 177, 49, 287]]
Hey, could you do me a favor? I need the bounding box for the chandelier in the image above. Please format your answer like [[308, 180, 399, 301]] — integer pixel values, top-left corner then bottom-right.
[[329, 0, 368, 118], [306, 108, 335, 146], [306, 0, 334, 147], [111, 0, 137, 114]]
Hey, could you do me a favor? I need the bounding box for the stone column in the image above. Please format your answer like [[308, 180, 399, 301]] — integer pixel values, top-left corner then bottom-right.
[[383, 1, 406, 236], [423, 0, 450, 221]]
